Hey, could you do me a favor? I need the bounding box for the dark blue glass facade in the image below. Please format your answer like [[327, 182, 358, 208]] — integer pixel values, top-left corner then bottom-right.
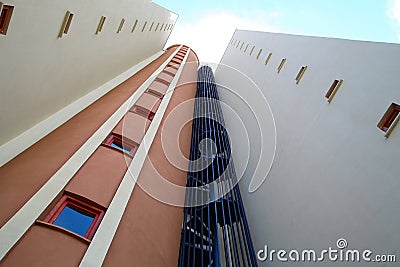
[[179, 66, 258, 267]]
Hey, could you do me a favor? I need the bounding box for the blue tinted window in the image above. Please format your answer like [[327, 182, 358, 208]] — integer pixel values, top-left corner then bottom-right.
[[111, 142, 131, 154], [53, 205, 94, 236]]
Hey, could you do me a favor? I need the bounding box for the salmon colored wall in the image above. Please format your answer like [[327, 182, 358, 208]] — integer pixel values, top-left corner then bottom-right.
[[65, 146, 131, 208], [0, 225, 88, 266], [113, 113, 151, 145], [102, 51, 198, 267], [0, 49, 175, 228], [1, 46, 198, 267]]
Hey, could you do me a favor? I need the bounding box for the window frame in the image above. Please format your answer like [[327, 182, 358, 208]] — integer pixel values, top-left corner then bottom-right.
[[130, 105, 155, 121], [0, 3, 14, 35], [58, 11, 74, 38], [103, 133, 138, 156], [325, 79, 343, 103], [44, 195, 104, 240], [295, 66, 307, 84], [377, 103, 400, 136], [277, 58, 286, 73], [96, 16, 106, 35]]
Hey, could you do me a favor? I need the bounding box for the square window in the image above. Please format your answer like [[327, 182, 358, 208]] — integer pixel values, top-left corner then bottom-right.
[[44, 195, 104, 240], [377, 103, 400, 135], [0, 4, 14, 35], [103, 133, 138, 156]]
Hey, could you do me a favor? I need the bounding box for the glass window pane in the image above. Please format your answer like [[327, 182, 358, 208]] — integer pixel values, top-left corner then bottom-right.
[[53, 205, 95, 236], [111, 142, 131, 154]]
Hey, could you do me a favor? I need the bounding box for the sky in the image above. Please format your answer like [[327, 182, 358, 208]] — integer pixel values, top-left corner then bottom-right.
[[154, 0, 400, 64]]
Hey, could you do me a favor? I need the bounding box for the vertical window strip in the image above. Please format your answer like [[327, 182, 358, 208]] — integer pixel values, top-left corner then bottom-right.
[[117, 18, 125, 33], [0, 3, 13, 35], [256, 49, 263, 60], [325, 79, 343, 103], [295, 66, 307, 84], [141, 21, 147, 32], [277, 58, 286, 73], [96, 16, 106, 35], [58, 11, 73, 38], [377, 103, 400, 138], [250, 46, 255, 56], [131, 19, 138, 32], [265, 52, 272, 65]]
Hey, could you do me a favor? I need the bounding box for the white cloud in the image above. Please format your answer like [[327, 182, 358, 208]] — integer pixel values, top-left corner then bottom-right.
[[166, 12, 278, 64], [388, 0, 400, 23], [388, 0, 400, 39]]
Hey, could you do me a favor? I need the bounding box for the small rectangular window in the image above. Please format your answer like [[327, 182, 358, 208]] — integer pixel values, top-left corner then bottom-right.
[[149, 21, 154, 31], [130, 106, 155, 121], [155, 77, 171, 86], [103, 133, 138, 156], [0, 4, 14, 35], [325, 79, 343, 103], [240, 42, 244, 50], [377, 103, 400, 137], [96, 16, 106, 34], [244, 44, 249, 53], [44, 195, 105, 240], [236, 40, 240, 48], [265, 52, 272, 65], [117, 18, 125, 33], [155, 22, 159, 31], [250, 46, 255, 55], [256, 49, 263, 60], [141, 21, 147, 32], [131, 19, 138, 32], [167, 62, 179, 70], [58, 11, 74, 38], [277, 58, 286, 73], [160, 23, 164, 31], [295, 66, 307, 84], [146, 88, 164, 99]]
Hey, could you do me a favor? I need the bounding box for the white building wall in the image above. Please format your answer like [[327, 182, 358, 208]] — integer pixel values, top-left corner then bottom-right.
[[216, 30, 400, 266], [0, 0, 177, 147]]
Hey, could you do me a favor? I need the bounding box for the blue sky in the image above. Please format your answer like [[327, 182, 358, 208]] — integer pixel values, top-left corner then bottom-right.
[[155, 0, 400, 63]]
